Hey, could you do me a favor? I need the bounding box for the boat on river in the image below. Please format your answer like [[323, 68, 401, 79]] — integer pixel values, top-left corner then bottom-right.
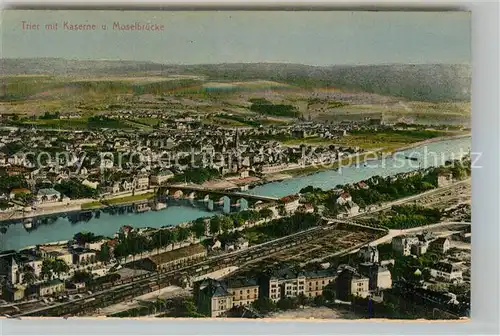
[[405, 155, 419, 161], [23, 219, 33, 229]]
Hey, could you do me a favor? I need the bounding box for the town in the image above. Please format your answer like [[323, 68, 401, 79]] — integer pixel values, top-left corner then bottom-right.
[[0, 33, 472, 320], [0, 123, 471, 319], [0, 113, 465, 220]]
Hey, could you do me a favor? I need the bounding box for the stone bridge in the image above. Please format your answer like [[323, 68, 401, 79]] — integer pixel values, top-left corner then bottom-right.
[[156, 185, 279, 214]]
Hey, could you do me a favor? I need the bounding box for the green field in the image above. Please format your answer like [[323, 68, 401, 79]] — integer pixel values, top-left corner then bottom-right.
[[333, 129, 455, 151], [81, 192, 155, 209], [280, 151, 388, 177], [2, 72, 470, 130], [105, 192, 155, 205], [81, 201, 102, 210], [21, 116, 133, 130], [132, 117, 161, 126], [281, 129, 456, 151]]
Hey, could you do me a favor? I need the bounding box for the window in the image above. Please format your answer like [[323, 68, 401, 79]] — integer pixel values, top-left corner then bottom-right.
[[247, 295, 250, 299], [247, 289, 250, 293], [240, 290, 243, 294], [316, 281, 318, 285], [254, 288, 257, 292], [322, 281, 325, 284]]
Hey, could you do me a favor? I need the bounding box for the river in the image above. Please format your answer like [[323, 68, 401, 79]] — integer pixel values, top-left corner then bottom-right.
[[0, 137, 471, 251]]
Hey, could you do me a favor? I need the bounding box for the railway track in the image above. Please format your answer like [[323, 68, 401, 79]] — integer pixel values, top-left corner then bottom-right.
[[16, 224, 342, 317], [16, 182, 469, 317]]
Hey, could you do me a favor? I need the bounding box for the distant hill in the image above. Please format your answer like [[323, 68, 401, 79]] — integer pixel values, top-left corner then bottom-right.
[[1, 58, 471, 102]]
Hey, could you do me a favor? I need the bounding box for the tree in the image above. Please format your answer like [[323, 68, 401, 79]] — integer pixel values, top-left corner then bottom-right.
[[97, 244, 111, 263], [191, 218, 206, 239], [278, 297, 299, 310], [15, 192, 35, 204], [72, 271, 93, 283], [21, 265, 37, 286], [209, 216, 221, 235], [175, 298, 205, 317], [322, 282, 336, 301], [151, 229, 175, 249], [252, 297, 276, 314], [54, 179, 97, 199], [277, 205, 287, 216], [41, 260, 53, 280], [313, 295, 326, 307], [297, 293, 309, 306], [73, 232, 96, 245], [220, 216, 233, 233], [176, 226, 191, 242], [230, 213, 245, 228], [52, 259, 70, 277], [259, 208, 274, 220], [0, 200, 11, 210], [356, 198, 367, 210]]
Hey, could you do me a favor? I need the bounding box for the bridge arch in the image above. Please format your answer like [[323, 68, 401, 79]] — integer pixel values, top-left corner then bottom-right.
[[237, 198, 249, 211], [219, 196, 231, 214]]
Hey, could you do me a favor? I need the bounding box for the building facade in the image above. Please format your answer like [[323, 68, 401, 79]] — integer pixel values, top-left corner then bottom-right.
[[336, 267, 370, 301], [392, 236, 420, 256], [196, 277, 260, 317]]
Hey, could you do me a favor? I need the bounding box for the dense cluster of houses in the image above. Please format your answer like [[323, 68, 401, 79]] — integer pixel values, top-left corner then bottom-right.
[[0, 121, 360, 207], [392, 233, 470, 285], [194, 245, 394, 317], [0, 239, 110, 302]]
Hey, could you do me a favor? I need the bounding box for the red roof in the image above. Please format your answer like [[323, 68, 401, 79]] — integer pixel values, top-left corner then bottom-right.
[[107, 239, 118, 247], [340, 192, 351, 199], [280, 194, 299, 203], [121, 225, 133, 232]]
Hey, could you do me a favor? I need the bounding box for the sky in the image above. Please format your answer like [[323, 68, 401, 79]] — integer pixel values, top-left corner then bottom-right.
[[1, 10, 471, 66]]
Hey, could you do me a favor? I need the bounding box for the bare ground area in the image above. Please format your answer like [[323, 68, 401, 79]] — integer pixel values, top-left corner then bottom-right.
[[95, 285, 189, 317], [267, 306, 359, 320]]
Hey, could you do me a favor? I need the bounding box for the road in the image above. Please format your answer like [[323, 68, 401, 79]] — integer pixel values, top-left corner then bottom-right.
[[450, 240, 471, 250], [350, 178, 471, 219], [14, 224, 331, 317], [0, 189, 157, 221], [322, 178, 472, 252], [367, 221, 471, 247]]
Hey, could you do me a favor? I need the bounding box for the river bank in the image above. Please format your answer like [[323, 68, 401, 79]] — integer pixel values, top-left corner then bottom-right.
[[0, 137, 471, 251], [0, 189, 157, 222], [0, 134, 469, 222], [390, 132, 471, 153], [269, 133, 471, 179]]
